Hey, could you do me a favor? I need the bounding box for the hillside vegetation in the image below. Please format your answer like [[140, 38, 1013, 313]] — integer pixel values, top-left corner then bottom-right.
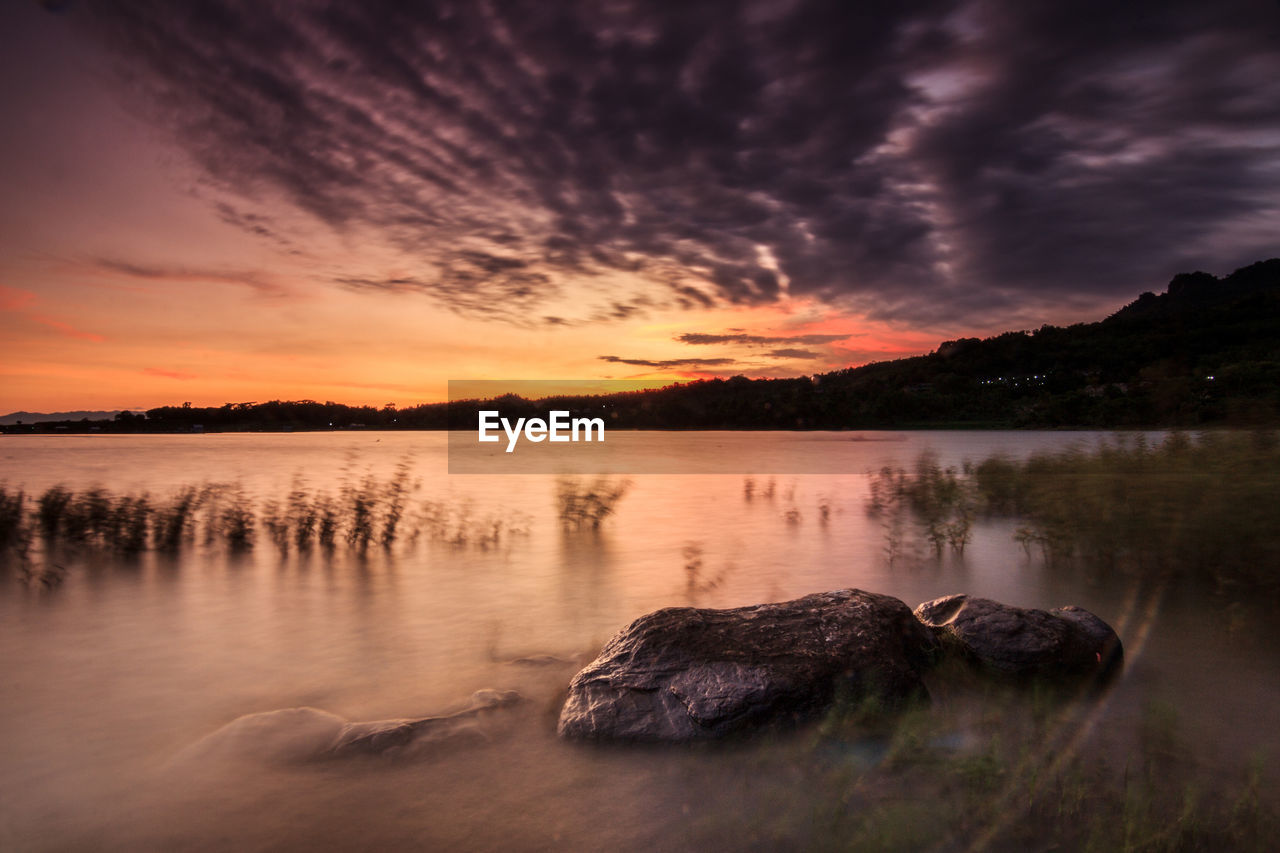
[[8, 259, 1279, 433]]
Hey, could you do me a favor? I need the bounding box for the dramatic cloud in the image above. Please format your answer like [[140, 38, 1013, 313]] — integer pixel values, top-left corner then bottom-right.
[[212, 202, 296, 250], [676, 332, 852, 346], [599, 355, 739, 370], [93, 258, 293, 297], [767, 348, 822, 360], [335, 270, 550, 320], [82, 0, 1280, 326]]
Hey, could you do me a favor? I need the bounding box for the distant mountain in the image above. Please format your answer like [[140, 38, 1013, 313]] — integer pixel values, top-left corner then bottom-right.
[[467, 256, 1279, 429], [759, 256, 1280, 428], [7, 258, 1280, 433], [0, 410, 122, 425]]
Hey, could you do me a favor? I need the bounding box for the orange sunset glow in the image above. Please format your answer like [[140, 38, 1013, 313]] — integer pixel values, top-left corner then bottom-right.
[[3, 1, 1276, 415], [4, 4, 1280, 852]]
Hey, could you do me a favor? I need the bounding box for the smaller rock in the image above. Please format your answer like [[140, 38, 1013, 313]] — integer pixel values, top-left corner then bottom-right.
[[176, 707, 347, 764], [330, 688, 523, 757], [173, 689, 524, 765], [913, 594, 1123, 682]]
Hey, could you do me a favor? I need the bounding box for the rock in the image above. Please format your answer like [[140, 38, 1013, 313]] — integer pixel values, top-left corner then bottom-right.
[[329, 688, 522, 757], [176, 707, 349, 764], [913, 594, 1123, 681], [174, 689, 523, 764], [557, 589, 940, 742]]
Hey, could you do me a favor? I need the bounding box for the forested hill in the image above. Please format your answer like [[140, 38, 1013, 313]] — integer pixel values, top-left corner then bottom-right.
[[505, 257, 1278, 430], [9, 259, 1280, 433], [779, 256, 1280, 428]]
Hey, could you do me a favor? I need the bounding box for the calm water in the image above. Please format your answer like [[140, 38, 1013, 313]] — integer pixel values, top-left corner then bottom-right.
[[1, 431, 1276, 850]]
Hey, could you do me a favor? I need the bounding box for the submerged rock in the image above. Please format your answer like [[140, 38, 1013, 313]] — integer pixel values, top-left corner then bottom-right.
[[913, 594, 1123, 681], [175, 689, 523, 764], [558, 589, 940, 742], [177, 706, 349, 764], [329, 688, 522, 757]]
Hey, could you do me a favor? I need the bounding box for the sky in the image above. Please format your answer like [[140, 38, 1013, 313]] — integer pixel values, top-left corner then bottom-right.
[[2, 0, 1278, 412]]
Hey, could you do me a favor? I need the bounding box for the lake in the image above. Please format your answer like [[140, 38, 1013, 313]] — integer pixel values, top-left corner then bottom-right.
[[1, 431, 1276, 850]]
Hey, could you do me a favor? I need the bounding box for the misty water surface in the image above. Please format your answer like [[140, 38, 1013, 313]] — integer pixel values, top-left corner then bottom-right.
[[1, 432, 1276, 851]]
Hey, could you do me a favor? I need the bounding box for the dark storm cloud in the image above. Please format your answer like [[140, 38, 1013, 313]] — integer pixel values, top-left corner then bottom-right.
[[335, 268, 552, 319], [213, 202, 295, 250], [903, 0, 1280, 315], [81, 0, 1280, 326]]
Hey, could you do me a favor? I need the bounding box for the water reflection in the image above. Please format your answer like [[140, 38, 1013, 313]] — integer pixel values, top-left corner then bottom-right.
[[0, 431, 1277, 850], [556, 527, 620, 628]]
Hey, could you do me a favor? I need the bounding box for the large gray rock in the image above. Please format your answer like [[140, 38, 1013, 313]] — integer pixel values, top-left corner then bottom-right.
[[913, 594, 1123, 681], [558, 589, 940, 742]]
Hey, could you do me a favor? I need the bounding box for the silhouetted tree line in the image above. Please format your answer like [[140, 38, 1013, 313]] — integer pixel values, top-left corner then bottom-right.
[[7, 258, 1278, 434]]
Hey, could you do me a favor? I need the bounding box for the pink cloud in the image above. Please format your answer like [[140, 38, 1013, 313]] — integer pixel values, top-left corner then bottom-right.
[[143, 367, 198, 380], [0, 285, 37, 312], [2, 286, 106, 341], [31, 314, 106, 342]]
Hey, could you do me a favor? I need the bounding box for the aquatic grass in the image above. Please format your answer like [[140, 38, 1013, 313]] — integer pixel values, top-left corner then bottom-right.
[[25, 485, 156, 555], [61, 487, 110, 543], [680, 542, 735, 601], [791, 684, 1278, 852], [341, 473, 379, 551], [169, 457, 456, 556], [261, 499, 291, 553], [3, 462, 533, 576], [0, 485, 31, 560], [994, 431, 1280, 592], [379, 458, 414, 547], [259, 477, 341, 555], [555, 476, 631, 530], [868, 451, 977, 558], [36, 486, 72, 541], [312, 459, 421, 552], [743, 476, 778, 502], [110, 494, 151, 555], [17, 560, 66, 591], [315, 493, 340, 550], [153, 486, 203, 552], [210, 484, 255, 551], [287, 480, 318, 550], [872, 431, 1280, 595], [816, 498, 832, 525], [412, 497, 529, 550]]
